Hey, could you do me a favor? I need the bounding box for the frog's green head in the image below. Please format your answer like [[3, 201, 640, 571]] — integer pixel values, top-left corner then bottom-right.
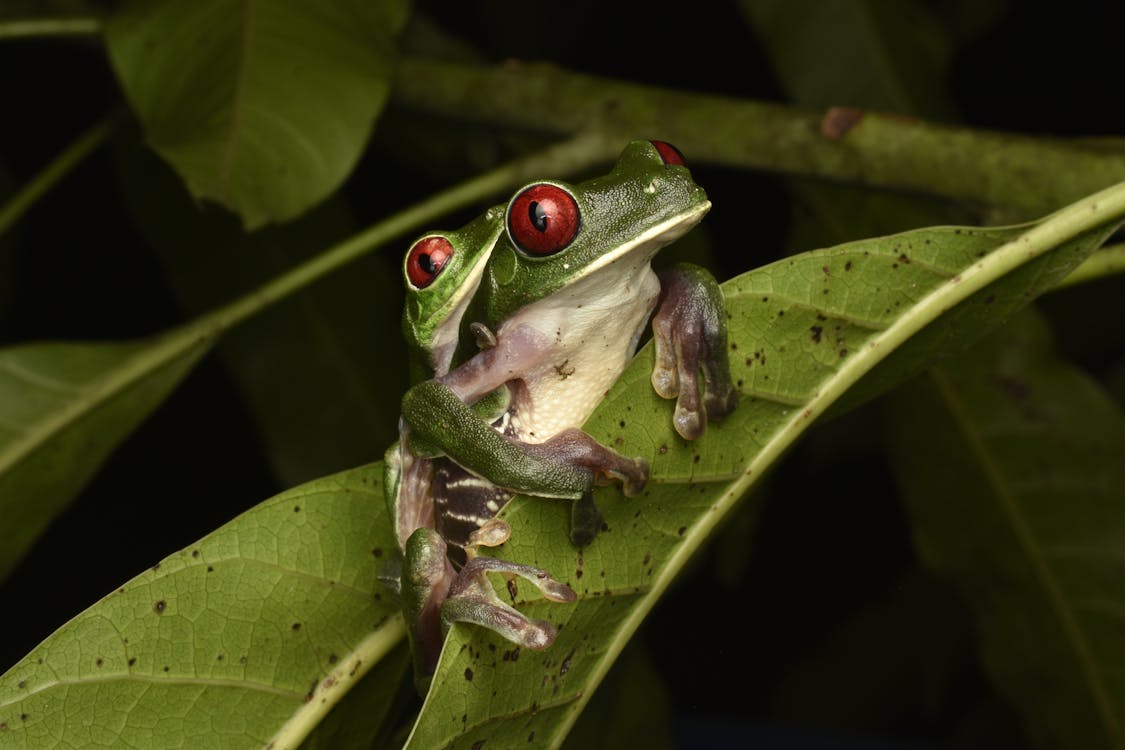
[[472, 140, 711, 325], [401, 205, 505, 379]]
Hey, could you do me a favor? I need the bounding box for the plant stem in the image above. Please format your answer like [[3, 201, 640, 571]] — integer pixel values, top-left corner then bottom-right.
[[391, 59, 1125, 218], [200, 131, 616, 334], [0, 111, 121, 239], [0, 17, 102, 39]]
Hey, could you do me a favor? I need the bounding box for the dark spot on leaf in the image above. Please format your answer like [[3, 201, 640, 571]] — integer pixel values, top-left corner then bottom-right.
[[349, 660, 362, 676], [20, 714, 28, 722], [810, 326, 823, 343], [240, 655, 247, 664], [730, 341, 737, 350], [464, 667, 474, 681], [293, 505, 301, 513], [95, 658, 103, 667], [128, 658, 136, 667], [678, 526, 687, 536], [207, 566, 214, 573], [777, 310, 784, 317], [898, 253, 910, 263], [839, 348, 849, 358], [528, 731, 536, 743], [153, 600, 166, 614], [328, 653, 338, 664], [372, 547, 383, 558], [693, 454, 701, 463], [619, 419, 625, 428], [576, 569, 583, 579], [845, 261, 853, 271], [163, 665, 170, 672], [560, 648, 575, 676], [216, 653, 224, 661], [17, 681, 25, 689], [191, 550, 199, 558], [0, 722, 7, 730]]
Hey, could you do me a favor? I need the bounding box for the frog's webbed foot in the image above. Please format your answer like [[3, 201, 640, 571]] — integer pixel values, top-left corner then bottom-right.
[[652, 264, 739, 440], [442, 546, 576, 655], [403, 527, 576, 694]]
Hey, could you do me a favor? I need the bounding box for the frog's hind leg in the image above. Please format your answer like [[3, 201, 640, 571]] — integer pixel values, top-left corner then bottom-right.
[[441, 554, 576, 653]]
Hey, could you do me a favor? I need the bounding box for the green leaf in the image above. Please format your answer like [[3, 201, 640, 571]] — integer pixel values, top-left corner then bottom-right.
[[887, 311, 1125, 750], [405, 184, 1125, 748], [0, 464, 405, 749], [104, 0, 409, 230], [0, 335, 210, 581]]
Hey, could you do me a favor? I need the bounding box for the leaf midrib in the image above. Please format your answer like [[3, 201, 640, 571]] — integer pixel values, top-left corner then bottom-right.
[[0, 330, 210, 475], [929, 366, 1121, 747]]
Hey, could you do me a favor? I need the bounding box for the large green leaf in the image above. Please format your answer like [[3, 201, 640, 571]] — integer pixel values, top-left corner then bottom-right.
[[888, 311, 1125, 750], [104, 0, 409, 230], [0, 335, 210, 581], [405, 185, 1125, 748], [0, 464, 404, 749]]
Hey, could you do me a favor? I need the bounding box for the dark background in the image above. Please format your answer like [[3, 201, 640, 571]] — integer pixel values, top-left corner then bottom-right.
[[2, 2, 1123, 747]]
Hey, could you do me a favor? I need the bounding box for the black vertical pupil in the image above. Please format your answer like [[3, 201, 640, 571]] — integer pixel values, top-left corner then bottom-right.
[[528, 201, 549, 231], [418, 253, 437, 274]]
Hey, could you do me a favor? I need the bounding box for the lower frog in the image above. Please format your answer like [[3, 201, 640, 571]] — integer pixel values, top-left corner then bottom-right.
[[390, 140, 737, 690]]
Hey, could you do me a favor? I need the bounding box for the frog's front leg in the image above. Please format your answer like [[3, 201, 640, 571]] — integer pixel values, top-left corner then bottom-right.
[[401, 527, 575, 693], [651, 263, 739, 440]]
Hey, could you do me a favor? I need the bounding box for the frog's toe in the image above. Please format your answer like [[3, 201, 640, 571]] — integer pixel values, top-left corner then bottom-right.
[[441, 594, 559, 652], [441, 555, 574, 652], [674, 404, 704, 441], [467, 518, 511, 549]]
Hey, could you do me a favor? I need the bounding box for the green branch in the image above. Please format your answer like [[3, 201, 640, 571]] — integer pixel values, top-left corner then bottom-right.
[[0, 17, 102, 39], [0, 111, 121, 239], [391, 59, 1125, 217]]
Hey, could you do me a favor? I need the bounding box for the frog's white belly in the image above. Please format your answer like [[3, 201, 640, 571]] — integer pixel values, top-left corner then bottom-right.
[[498, 255, 661, 443]]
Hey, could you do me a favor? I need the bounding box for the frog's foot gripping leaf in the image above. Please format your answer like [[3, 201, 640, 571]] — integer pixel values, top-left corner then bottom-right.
[[652, 263, 739, 440], [403, 527, 576, 694]]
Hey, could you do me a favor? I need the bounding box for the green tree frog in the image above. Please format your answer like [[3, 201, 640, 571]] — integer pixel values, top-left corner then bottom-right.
[[387, 140, 737, 691]]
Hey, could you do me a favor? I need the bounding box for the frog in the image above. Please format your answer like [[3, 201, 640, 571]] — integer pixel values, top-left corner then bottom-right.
[[383, 202, 580, 692], [391, 139, 737, 691]]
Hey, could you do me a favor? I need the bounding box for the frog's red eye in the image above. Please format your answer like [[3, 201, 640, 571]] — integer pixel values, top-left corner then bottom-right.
[[405, 236, 454, 289], [650, 140, 686, 166], [507, 183, 580, 256]]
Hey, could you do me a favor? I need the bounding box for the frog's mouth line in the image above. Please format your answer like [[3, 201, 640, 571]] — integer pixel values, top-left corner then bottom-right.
[[582, 200, 712, 276]]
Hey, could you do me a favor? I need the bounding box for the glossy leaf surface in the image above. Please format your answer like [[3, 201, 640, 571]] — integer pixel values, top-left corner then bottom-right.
[[105, 0, 408, 229], [0, 465, 403, 749]]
